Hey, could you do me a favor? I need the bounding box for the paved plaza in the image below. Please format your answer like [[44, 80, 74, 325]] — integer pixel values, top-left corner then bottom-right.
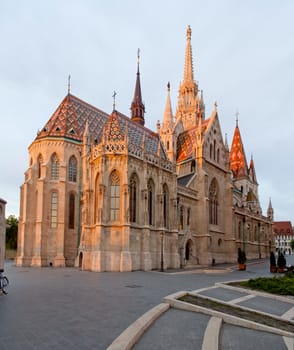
[[0, 256, 294, 349]]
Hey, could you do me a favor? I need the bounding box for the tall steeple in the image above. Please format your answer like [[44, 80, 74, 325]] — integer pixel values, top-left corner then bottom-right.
[[176, 25, 202, 130], [131, 49, 145, 126], [184, 25, 194, 83], [162, 82, 174, 130], [230, 118, 248, 178], [267, 198, 274, 220], [160, 82, 175, 162]]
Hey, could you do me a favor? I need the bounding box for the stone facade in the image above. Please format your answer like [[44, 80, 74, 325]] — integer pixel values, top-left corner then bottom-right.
[[0, 198, 7, 269], [16, 26, 274, 272]]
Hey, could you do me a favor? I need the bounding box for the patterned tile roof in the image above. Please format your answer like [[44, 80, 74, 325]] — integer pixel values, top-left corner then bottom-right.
[[36, 94, 167, 159], [176, 120, 209, 162], [230, 124, 248, 178]]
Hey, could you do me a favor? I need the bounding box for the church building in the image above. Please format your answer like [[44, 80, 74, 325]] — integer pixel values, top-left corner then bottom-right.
[[16, 26, 274, 271]]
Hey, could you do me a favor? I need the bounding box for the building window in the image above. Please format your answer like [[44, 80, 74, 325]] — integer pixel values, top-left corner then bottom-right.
[[51, 153, 59, 180], [37, 154, 43, 178], [166, 140, 170, 151], [148, 179, 154, 225], [130, 173, 138, 223], [209, 178, 218, 225], [179, 206, 184, 230], [69, 193, 75, 229], [238, 221, 241, 240], [163, 184, 169, 228], [51, 192, 58, 228], [68, 156, 77, 182], [110, 171, 120, 221], [187, 208, 191, 226]]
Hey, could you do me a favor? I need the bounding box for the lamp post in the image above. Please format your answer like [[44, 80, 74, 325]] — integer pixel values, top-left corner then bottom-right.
[[258, 222, 261, 259], [160, 231, 164, 272]]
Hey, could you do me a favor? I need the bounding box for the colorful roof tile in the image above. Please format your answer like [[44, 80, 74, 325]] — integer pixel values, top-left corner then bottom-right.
[[36, 94, 167, 160], [230, 123, 248, 178]]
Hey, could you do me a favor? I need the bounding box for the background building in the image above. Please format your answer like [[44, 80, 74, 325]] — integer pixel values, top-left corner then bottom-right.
[[16, 27, 274, 271], [274, 221, 294, 255]]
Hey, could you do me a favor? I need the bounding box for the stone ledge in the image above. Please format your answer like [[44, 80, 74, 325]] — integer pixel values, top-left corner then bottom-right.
[[106, 303, 170, 350]]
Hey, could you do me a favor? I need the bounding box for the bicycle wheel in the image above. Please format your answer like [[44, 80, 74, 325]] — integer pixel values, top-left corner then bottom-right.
[[2, 276, 9, 288]]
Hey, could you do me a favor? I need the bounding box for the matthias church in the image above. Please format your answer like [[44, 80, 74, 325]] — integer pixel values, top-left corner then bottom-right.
[[16, 26, 274, 271]]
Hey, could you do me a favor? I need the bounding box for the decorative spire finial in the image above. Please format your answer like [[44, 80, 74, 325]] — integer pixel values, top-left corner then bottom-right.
[[214, 101, 218, 111], [167, 81, 170, 91], [112, 90, 117, 110], [68, 75, 71, 94], [137, 48, 140, 65], [236, 110, 239, 126], [187, 25, 192, 40]]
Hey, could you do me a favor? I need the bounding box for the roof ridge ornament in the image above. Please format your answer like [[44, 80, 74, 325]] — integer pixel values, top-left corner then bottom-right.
[[112, 90, 117, 110], [68, 75, 71, 95]]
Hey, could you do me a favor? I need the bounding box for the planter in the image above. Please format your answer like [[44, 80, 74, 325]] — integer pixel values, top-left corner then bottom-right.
[[239, 263, 246, 271], [270, 266, 277, 273], [278, 267, 285, 273]]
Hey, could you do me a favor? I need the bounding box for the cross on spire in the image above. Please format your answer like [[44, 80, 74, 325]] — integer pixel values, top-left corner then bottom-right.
[[68, 75, 71, 94], [137, 48, 140, 66], [235, 110, 239, 126], [112, 90, 117, 110]]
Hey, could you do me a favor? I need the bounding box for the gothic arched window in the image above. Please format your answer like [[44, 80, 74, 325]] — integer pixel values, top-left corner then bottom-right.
[[37, 154, 43, 178], [147, 179, 154, 226], [179, 206, 184, 230], [110, 171, 120, 221], [51, 153, 59, 180], [163, 184, 169, 228], [209, 178, 218, 225], [69, 193, 75, 229], [130, 173, 138, 223], [51, 191, 58, 228], [68, 156, 77, 182]]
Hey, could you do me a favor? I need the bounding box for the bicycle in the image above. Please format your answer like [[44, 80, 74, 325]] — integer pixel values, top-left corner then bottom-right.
[[0, 269, 9, 295]]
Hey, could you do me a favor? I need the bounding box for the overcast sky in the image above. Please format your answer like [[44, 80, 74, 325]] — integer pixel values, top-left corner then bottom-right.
[[0, 0, 293, 223]]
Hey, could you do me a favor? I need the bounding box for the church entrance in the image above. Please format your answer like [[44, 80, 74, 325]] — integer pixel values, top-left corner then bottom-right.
[[185, 239, 193, 261], [79, 252, 83, 268]]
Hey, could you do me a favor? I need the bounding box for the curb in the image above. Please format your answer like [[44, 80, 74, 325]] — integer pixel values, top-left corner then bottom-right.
[[106, 303, 169, 350], [164, 294, 294, 338]]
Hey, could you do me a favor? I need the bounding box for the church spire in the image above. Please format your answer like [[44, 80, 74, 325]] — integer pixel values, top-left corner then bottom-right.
[[175, 25, 200, 130], [184, 25, 194, 83], [230, 118, 249, 178], [267, 197, 274, 220], [162, 82, 174, 129], [131, 48, 145, 126]]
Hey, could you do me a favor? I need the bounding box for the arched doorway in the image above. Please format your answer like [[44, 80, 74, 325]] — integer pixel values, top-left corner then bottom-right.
[[185, 239, 193, 261], [79, 252, 83, 269]]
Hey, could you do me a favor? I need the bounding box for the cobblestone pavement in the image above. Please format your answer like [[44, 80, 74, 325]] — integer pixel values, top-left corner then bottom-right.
[[0, 256, 293, 349]]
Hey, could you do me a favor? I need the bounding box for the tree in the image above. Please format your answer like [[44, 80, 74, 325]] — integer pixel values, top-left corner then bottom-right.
[[6, 215, 18, 250]]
